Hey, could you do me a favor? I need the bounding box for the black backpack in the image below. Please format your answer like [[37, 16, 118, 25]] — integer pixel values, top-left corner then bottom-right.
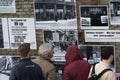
[[88, 63, 112, 80]]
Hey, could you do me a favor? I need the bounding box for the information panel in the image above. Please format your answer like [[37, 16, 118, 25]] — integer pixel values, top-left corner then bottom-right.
[[85, 30, 120, 42], [8, 18, 37, 49]]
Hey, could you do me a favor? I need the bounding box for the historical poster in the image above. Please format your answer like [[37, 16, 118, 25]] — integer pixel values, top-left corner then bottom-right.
[[8, 18, 37, 49], [34, 0, 77, 29], [43, 29, 78, 57], [79, 5, 109, 29]]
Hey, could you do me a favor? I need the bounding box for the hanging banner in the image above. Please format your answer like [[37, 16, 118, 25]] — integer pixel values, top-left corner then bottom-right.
[[8, 18, 37, 49], [0, 18, 9, 49], [85, 30, 120, 42]]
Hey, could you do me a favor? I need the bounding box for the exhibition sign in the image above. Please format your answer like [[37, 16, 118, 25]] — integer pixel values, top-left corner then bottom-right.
[[8, 18, 37, 49], [85, 30, 120, 42], [0, 0, 16, 13], [0, 18, 9, 49]]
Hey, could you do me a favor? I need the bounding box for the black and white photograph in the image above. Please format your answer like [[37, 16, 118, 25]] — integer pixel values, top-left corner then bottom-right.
[[78, 45, 115, 72], [79, 5, 109, 29], [0, 18, 9, 49], [34, 0, 77, 29], [0, 56, 20, 80], [110, 1, 120, 25], [43, 30, 78, 56]]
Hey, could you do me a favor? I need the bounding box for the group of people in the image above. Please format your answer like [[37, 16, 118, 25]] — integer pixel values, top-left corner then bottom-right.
[[9, 43, 116, 80]]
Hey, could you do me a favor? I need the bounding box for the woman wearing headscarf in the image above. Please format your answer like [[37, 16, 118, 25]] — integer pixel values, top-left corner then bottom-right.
[[63, 45, 91, 80]]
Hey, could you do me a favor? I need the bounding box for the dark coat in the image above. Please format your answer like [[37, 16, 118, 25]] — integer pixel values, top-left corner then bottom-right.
[[9, 58, 45, 80]]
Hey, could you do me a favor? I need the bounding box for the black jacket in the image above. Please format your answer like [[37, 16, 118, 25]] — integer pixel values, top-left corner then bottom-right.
[[9, 58, 45, 80]]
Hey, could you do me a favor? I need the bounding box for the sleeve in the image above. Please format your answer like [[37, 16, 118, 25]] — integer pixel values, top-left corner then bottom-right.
[[9, 68, 16, 80], [63, 68, 71, 80], [47, 67, 56, 80]]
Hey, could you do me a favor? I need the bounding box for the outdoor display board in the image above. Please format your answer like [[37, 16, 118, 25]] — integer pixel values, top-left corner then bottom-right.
[[8, 18, 37, 49]]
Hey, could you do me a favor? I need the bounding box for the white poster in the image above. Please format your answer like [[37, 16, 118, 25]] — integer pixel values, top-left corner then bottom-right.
[[85, 30, 120, 42], [8, 18, 37, 49], [79, 5, 109, 29], [0, 18, 9, 49], [0, 0, 16, 13]]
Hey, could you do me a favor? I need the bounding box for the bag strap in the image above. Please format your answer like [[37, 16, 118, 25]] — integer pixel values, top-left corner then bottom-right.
[[97, 68, 112, 79], [91, 63, 97, 76], [91, 63, 112, 79]]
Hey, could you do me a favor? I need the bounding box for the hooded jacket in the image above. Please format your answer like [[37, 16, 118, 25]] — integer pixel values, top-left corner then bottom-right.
[[63, 45, 91, 80]]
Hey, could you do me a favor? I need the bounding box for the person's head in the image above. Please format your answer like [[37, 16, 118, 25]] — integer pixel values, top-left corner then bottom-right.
[[101, 47, 114, 63], [18, 43, 30, 58], [38, 43, 54, 60], [65, 45, 84, 66]]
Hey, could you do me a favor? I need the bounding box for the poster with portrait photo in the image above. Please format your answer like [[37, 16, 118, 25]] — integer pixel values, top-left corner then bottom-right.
[[79, 5, 109, 29], [8, 18, 37, 49], [43, 29, 78, 57], [34, 0, 77, 29], [0, 55, 36, 80], [0, 18, 9, 49], [78, 45, 115, 72], [110, 1, 120, 25]]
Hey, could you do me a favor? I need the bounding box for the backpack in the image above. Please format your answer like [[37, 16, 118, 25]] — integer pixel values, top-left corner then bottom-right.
[[88, 63, 112, 80]]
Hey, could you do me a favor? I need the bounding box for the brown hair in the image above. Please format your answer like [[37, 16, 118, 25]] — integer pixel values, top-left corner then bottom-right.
[[18, 43, 30, 57]]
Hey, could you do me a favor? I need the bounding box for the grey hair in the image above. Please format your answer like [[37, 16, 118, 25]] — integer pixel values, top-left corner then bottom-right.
[[38, 43, 53, 58]]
